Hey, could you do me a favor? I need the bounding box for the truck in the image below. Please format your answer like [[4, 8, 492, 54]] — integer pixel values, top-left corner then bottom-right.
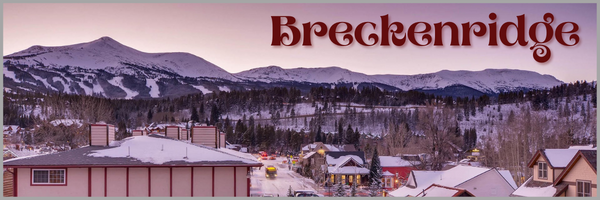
[[265, 165, 277, 179]]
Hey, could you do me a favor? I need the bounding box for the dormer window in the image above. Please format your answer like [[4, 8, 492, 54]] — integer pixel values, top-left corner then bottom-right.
[[537, 161, 548, 179]]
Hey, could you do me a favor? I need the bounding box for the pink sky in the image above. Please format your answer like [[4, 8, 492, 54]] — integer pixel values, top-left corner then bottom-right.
[[3, 3, 596, 83]]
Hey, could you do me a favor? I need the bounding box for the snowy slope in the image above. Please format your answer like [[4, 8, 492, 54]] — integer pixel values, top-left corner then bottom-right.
[[373, 69, 563, 93], [5, 37, 237, 80], [235, 66, 379, 83]]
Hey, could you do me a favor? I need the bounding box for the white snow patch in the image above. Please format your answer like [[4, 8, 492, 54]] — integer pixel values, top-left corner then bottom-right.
[[3, 67, 21, 83], [88, 136, 259, 165], [107, 76, 138, 99], [511, 177, 557, 197], [218, 86, 230, 92], [192, 85, 212, 94], [146, 78, 160, 98]]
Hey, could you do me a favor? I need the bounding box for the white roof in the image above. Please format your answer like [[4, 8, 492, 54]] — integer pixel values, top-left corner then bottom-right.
[[389, 165, 491, 197], [543, 149, 580, 168], [511, 177, 556, 197], [301, 143, 340, 152], [382, 171, 394, 176], [88, 136, 259, 165], [218, 147, 259, 162], [303, 152, 316, 159], [50, 119, 83, 128], [568, 144, 597, 150], [415, 185, 463, 197], [326, 154, 364, 166], [498, 170, 518, 189], [328, 166, 370, 175], [379, 156, 419, 167]]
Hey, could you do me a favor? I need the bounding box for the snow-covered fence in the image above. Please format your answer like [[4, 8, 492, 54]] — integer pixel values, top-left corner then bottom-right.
[[89, 124, 116, 146]]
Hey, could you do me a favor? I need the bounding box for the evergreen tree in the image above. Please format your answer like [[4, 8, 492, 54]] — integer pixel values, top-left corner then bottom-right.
[[369, 148, 382, 197], [190, 106, 199, 122], [209, 103, 220, 126], [350, 181, 358, 197], [147, 109, 153, 122], [335, 182, 346, 197]]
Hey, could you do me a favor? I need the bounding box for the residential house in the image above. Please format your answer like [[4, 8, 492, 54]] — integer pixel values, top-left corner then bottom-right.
[[379, 155, 421, 190], [325, 151, 370, 187], [389, 165, 517, 197], [3, 123, 262, 197], [511, 147, 596, 197]]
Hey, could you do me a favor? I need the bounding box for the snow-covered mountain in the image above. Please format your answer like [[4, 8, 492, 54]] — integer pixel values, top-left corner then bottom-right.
[[3, 37, 566, 99], [236, 66, 564, 94], [5, 36, 237, 81]]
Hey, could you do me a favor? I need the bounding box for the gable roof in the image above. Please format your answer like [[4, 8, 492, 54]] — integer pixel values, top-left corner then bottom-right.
[[389, 165, 493, 197], [527, 149, 580, 168], [3, 134, 262, 167], [325, 151, 366, 164], [511, 177, 566, 197], [415, 184, 475, 197], [553, 150, 597, 186], [379, 156, 420, 167]]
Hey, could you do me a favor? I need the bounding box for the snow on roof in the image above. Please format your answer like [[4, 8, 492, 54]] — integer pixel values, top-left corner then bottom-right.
[[498, 170, 518, 189], [303, 152, 316, 159], [302, 143, 340, 152], [50, 119, 83, 127], [88, 136, 259, 165], [568, 144, 597, 150], [379, 156, 419, 167], [328, 166, 370, 175], [326, 154, 364, 166], [415, 185, 464, 197], [389, 165, 491, 197], [382, 171, 394, 176], [544, 149, 580, 168], [218, 147, 259, 162], [323, 144, 340, 151], [511, 177, 556, 197]]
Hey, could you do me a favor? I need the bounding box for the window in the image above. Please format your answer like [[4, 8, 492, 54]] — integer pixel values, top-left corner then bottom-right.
[[32, 169, 65, 185], [537, 161, 548, 179], [357, 175, 361, 184], [349, 175, 354, 184], [342, 175, 346, 184], [331, 174, 335, 183], [577, 180, 591, 197]]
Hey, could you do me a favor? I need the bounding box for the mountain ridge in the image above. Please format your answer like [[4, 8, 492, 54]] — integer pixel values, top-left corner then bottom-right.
[[3, 37, 567, 99]]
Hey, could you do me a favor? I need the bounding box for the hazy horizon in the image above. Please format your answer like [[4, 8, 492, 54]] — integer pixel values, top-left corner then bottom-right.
[[3, 3, 597, 83]]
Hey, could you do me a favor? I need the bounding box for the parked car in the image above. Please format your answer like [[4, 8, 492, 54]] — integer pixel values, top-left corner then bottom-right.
[[269, 156, 276, 160], [294, 190, 318, 197]]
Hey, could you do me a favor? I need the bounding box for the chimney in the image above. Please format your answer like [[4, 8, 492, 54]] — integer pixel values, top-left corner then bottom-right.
[[190, 126, 218, 148], [219, 132, 226, 149], [165, 126, 181, 140], [89, 124, 116, 146], [180, 129, 189, 140]]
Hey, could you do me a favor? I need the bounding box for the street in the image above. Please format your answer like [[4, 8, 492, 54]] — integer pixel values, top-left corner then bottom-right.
[[249, 156, 320, 197]]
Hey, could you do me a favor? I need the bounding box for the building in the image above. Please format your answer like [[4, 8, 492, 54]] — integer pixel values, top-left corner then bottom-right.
[[3, 124, 262, 197], [325, 151, 369, 186], [379, 155, 421, 190], [511, 147, 597, 197], [300, 142, 355, 154], [389, 165, 517, 197]]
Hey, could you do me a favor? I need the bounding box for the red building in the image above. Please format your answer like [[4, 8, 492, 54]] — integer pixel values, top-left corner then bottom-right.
[[379, 155, 421, 189]]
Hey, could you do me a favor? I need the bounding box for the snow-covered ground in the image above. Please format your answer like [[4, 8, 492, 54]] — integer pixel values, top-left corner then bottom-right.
[[250, 156, 319, 197]]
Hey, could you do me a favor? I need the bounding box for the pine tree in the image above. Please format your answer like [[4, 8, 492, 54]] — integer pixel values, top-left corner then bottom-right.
[[335, 182, 346, 197], [190, 106, 199, 122], [369, 148, 382, 197], [350, 181, 358, 197], [287, 186, 294, 197]]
